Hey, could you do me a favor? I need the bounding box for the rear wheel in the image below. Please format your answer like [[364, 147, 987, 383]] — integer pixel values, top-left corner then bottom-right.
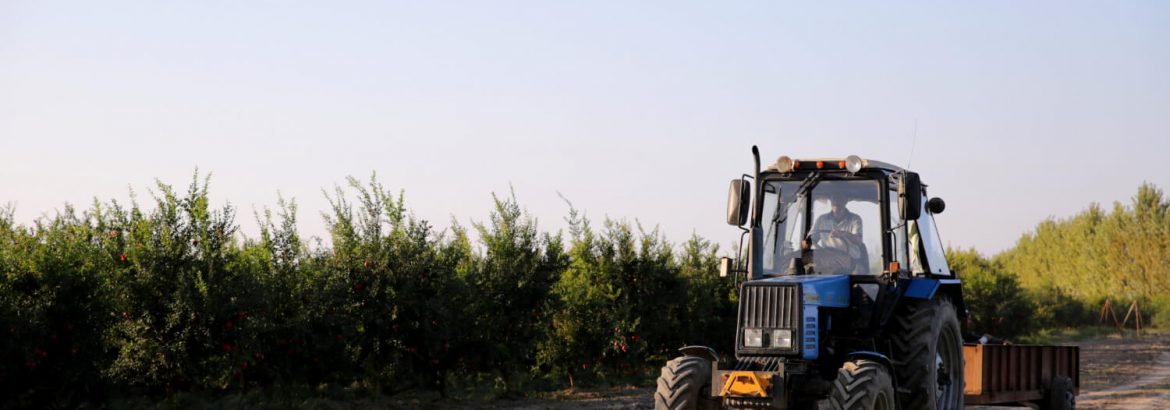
[[654, 356, 716, 410], [828, 360, 895, 410], [888, 296, 964, 410], [1040, 376, 1075, 410]]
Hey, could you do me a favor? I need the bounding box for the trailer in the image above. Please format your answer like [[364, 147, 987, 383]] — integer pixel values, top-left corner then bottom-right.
[[964, 344, 1079, 408]]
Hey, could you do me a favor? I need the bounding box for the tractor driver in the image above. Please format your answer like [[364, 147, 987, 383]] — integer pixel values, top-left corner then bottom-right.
[[809, 193, 865, 274]]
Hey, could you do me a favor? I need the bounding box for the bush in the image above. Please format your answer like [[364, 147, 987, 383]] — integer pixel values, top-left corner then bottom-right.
[[460, 190, 566, 393], [677, 234, 736, 355], [0, 173, 741, 407], [1147, 296, 1170, 330], [536, 209, 720, 387], [0, 205, 116, 407], [947, 248, 1034, 339], [101, 176, 261, 392], [1031, 287, 1097, 330]]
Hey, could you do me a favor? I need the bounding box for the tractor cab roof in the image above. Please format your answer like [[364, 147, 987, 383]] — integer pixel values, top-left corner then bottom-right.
[[764, 155, 906, 175]]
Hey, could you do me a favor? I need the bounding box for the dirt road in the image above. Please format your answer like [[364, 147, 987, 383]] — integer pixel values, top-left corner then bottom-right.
[[1076, 333, 1170, 410], [461, 333, 1170, 409]]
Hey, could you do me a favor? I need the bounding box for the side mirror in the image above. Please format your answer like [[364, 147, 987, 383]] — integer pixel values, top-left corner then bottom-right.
[[899, 172, 922, 221], [726, 179, 751, 226], [927, 197, 946, 214], [719, 257, 733, 277]]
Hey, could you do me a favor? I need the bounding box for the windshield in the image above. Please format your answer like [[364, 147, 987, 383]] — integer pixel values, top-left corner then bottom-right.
[[759, 178, 883, 276]]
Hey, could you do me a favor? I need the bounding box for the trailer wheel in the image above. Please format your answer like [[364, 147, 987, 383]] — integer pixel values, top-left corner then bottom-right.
[[654, 356, 716, 410], [1041, 376, 1075, 410], [828, 360, 895, 410], [888, 296, 964, 410]]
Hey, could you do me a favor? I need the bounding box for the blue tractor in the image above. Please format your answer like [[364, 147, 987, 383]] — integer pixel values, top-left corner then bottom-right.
[[655, 147, 965, 410]]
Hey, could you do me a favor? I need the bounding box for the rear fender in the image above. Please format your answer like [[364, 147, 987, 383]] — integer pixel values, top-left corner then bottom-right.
[[937, 279, 967, 321], [902, 278, 967, 320]]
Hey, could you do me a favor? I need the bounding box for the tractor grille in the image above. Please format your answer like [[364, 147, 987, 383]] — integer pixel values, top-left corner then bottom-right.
[[739, 284, 800, 329], [737, 283, 801, 355]]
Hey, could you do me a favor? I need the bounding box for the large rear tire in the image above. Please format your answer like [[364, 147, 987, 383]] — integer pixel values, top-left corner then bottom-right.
[[654, 356, 716, 410], [1040, 376, 1075, 410], [828, 360, 896, 410], [888, 296, 964, 410]]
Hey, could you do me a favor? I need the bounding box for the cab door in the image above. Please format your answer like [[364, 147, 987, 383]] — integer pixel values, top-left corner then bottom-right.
[[858, 183, 909, 330]]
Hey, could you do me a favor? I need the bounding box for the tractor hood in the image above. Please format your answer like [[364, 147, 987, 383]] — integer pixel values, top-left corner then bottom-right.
[[737, 275, 851, 359], [752, 274, 850, 308]]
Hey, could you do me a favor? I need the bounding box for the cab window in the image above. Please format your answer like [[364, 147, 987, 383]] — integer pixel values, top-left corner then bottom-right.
[[910, 192, 950, 276], [888, 188, 907, 270]]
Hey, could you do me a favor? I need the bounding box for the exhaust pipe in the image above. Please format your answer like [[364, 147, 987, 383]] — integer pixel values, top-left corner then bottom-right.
[[750, 146, 760, 225], [749, 146, 761, 280]]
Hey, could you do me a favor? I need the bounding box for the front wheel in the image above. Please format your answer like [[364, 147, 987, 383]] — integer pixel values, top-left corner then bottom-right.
[[828, 359, 896, 410], [654, 356, 716, 410]]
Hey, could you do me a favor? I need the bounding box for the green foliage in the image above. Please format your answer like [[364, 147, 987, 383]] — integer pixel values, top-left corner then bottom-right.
[[536, 209, 613, 387], [1029, 287, 1096, 329], [103, 175, 250, 392], [537, 209, 731, 387], [945, 248, 1033, 339], [676, 234, 736, 357], [1149, 296, 1170, 330], [460, 190, 566, 393], [0, 204, 116, 407], [0, 173, 739, 406], [997, 182, 1170, 330], [317, 175, 472, 394], [999, 183, 1170, 302]]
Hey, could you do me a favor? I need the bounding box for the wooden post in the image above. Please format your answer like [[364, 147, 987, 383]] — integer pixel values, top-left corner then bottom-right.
[[1136, 300, 1143, 334], [1111, 300, 1122, 329], [1100, 299, 1122, 330], [1123, 302, 1132, 330], [1121, 300, 1143, 334], [1100, 300, 1111, 323]]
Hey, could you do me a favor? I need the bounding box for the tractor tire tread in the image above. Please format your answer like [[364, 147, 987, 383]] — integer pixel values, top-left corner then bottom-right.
[[887, 295, 963, 410], [654, 356, 714, 410], [1041, 375, 1076, 410], [828, 360, 895, 410]]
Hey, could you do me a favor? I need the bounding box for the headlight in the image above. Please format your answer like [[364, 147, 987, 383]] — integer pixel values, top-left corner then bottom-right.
[[845, 155, 863, 173], [744, 328, 764, 347], [772, 329, 793, 348], [773, 156, 794, 173]]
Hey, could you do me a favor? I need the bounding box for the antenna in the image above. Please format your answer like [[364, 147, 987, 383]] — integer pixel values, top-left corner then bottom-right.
[[906, 119, 919, 169]]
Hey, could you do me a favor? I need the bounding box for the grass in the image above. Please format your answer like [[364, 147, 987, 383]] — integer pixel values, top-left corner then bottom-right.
[[1017, 326, 1168, 345], [102, 383, 655, 410], [99, 372, 655, 410]]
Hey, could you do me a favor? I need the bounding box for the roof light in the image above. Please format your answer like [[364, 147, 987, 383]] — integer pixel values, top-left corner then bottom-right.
[[845, 155, 863, 173], [774, 156, 794, 173], [816, 161, 825, 169]]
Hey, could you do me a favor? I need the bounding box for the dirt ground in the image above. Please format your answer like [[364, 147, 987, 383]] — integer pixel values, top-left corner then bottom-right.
[[1074, 333, 1170, 410], [452, 333, 1170, 410]]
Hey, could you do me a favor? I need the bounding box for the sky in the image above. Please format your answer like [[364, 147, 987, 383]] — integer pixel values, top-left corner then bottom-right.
[[2, 1, 1168, 256]]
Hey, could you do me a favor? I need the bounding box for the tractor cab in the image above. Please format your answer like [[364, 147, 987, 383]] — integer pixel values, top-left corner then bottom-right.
[[723, 154, 951, 283]]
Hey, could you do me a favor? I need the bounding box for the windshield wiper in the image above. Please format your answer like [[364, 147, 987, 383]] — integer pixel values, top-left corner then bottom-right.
[[776, 173, 822, 225]]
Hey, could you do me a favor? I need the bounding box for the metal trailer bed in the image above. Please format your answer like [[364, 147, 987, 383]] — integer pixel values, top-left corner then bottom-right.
[[963, 344, 1080, 405]]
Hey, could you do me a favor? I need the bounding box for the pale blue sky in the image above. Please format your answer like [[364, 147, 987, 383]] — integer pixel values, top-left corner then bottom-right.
[[2, 1, 1168, 255]]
